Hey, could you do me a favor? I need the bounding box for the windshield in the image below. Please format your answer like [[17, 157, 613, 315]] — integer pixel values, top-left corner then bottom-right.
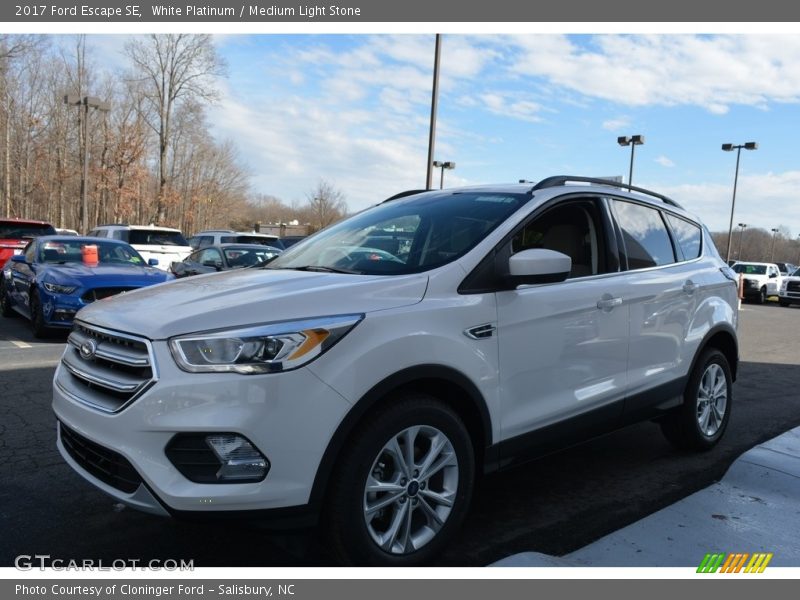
[[0, 222, 56, 239], [267, 191, 530, 275], [793, 268, 800, 277], [221, 235, 279, 246], [39, 240, 146, 266], [223, 246, 282, 266], [127, 230, 188, 246], [732, 264, 767, 275]]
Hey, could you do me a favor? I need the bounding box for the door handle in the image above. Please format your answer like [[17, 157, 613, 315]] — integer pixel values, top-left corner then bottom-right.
[[597, 295, 623, 311], [682, 280, 697, 295]]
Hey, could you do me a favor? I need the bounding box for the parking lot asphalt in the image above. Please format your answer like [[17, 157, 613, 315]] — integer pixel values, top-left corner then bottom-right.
[[1, 302, 799, 567]]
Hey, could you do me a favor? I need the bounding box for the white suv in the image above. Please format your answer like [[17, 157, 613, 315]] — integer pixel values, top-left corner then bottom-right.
[[54, 177, 739, 566], [87, 224, 192, 271]]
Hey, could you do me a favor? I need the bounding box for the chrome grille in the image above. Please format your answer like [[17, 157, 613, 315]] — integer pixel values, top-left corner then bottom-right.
[[57, 322, 156, 413]]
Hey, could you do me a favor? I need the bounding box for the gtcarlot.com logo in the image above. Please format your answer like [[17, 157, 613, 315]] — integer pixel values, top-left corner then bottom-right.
[[14, 555, 194, 571], [697, 552, 773, 573]]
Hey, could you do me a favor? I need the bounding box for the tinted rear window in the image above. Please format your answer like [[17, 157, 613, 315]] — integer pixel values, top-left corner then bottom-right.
[[612, 201, 676, 269], [0, 222, 56, 239], [128, 230, 188, 246]]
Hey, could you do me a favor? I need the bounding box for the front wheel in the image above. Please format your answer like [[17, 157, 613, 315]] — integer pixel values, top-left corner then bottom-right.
[[29, 291, 49, 338], [757, 286, 767, 304], [0, 279, 15, 318], [661, 348, 732, 451], [779, 299, 790, 307], [325, 394, 475, 566]]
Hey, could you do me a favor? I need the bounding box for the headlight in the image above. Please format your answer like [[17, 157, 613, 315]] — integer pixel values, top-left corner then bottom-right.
[[43, 282, 77, 294], [169, 314, 363, 374], [780, 281, 788, 291]]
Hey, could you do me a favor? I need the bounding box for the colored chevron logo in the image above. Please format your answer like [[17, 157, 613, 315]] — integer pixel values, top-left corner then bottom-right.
[[697, 552, 773, 573]]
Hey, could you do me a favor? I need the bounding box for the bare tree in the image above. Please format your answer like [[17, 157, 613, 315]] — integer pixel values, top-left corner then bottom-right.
[[302, 179, 348, 231], [124, 34, 225, 223]]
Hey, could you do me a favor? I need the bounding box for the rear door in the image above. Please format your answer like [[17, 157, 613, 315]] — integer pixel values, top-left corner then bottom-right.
[[608, 199, 705, 418]]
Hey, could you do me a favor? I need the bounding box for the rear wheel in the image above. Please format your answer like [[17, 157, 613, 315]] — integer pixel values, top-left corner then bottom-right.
[[661, 348, 732, 451], [0, 279, 15, 318], [29, 291, 49, 338], [325, 394, 475, 566]]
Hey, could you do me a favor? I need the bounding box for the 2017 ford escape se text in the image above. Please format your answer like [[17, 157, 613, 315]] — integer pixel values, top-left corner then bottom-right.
[[53, 177, 739, 566]]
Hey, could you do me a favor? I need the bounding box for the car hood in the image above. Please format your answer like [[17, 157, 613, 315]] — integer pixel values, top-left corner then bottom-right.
[[42, 263, 171, 287], [75, 267, 429, 339]]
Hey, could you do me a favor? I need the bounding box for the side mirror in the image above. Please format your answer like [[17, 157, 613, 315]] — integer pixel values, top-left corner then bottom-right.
[[10, 254, 27, 264], [203, 260, 222, 271], [507, 249, 571, 287], [769, 272, 777, 278], [148, 258, 159, 266]]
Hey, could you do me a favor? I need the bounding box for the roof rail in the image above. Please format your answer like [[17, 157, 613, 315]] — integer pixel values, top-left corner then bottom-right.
[[382, 189, 428, 203], [532, 176, 682, 209], [96, 223, 128, 227]]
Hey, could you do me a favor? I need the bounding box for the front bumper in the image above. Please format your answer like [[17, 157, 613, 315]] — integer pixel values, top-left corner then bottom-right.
[[53, 337, 353, 514]]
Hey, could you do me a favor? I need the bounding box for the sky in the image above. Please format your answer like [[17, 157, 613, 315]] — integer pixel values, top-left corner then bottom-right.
[[87, 33, 800, 236]]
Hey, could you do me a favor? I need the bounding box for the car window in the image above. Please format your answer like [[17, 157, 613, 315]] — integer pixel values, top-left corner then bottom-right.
[[198, 248, 222, 266], [0, 222, 56, 238], [38, 240, 145, 265], [268, 191, 530, 275], [612, 200, 676, 269], [24, 242, 36, 262], [732, 264, 766, 275], [511, 199, 607, 278], [664, 214, 702, 261], [128, 230, 188, 246]]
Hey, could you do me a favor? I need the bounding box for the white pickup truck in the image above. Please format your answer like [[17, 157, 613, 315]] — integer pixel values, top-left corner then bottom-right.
[[732, 262, 783, 304], [779, 266, 800, 307]]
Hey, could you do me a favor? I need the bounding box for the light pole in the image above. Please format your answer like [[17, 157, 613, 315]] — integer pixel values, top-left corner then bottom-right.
[[432, 161, 455, 189], [64, 94, 111, 234], [721, 142, 757, 263], [617, 134, 644, 189], [425, 34, 442, 190], [737, 223, 747, 261], [770, 227, 780, 262]]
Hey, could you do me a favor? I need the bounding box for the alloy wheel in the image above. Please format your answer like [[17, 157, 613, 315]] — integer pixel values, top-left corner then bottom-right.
[[696, 363, 727, 437], [362, 425, 459, 555]]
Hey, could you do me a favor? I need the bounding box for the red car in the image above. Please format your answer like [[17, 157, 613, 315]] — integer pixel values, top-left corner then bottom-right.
[[0, 218, 57, 269]]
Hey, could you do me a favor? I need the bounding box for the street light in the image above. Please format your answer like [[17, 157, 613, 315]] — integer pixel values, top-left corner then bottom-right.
[[770, 227, 780, 262], [737, 223, 747, 260], [64, 94, 111, 234], [432, 160, 455, 189], [617, 134, 645, 189], [721, 141, 757, 263]]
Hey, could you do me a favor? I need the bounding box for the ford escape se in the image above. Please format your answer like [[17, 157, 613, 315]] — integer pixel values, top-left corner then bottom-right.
[[53, 176, 739, 566]]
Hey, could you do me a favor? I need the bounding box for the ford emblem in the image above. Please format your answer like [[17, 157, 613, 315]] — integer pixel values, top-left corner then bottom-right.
[[79, 339, 98, 360]]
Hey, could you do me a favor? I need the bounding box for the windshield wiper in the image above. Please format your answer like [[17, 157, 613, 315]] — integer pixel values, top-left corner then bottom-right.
[[272, 265, 362, 274]]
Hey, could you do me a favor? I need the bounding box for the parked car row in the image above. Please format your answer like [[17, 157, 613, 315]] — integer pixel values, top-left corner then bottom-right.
[[1, 236, 172, 337]]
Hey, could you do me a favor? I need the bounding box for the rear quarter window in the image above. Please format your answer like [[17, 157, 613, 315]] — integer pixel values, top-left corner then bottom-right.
[[664, 214, 702, 261]]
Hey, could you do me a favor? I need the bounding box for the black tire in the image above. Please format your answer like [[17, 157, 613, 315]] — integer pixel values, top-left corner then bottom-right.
[[757, 286, 767, 304], [661, 348, 732, 451], [0, 279, 15, 318], [325, 393, 475, 566], [779, 299, 790, 307], [29, 290, 49, 338]]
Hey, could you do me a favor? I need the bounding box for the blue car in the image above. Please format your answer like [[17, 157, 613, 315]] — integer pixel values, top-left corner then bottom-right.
[[0, 236, 173, 337]]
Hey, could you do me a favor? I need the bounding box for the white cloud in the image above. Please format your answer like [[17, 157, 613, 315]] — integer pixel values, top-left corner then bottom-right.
[[654, 171, 800, 234], [655, 155, 675, 167], [478, 92, 543, 122], [505, 35, 800, 113], [602, 117, 630, 131]]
